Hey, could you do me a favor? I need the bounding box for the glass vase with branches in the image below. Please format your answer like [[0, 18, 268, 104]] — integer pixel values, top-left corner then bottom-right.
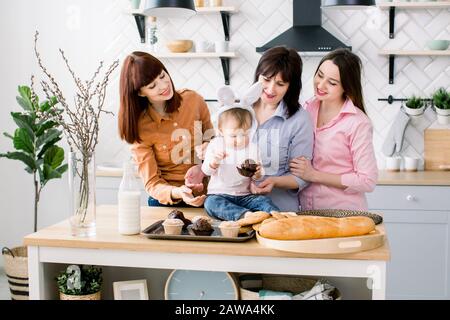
[[33, 31, 119, 236]]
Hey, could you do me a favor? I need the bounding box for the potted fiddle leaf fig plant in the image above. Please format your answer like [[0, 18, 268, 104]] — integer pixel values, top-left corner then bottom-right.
[[0, 82, 68, 300], [56, 265, 102, 300], [0, 83, 67, 232], [404, 95, 425, 117], [432, 87, 450, 125]]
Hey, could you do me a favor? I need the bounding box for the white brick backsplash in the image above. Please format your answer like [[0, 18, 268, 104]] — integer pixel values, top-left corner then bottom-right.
[[11, 0, 444, 167]]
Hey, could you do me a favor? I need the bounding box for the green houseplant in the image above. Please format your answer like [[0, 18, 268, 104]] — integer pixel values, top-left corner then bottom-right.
[[0, 83, 67, 300], [56, 265, 102, 300], [0, 84, 67, 232], [432, 88, 450, 125], [404, 95, 425, 117]]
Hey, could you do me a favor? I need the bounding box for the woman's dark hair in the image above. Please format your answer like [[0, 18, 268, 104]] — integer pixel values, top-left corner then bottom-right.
[[254, 46, 303, 118], [315, 48, 366, 114], [118, 51, 182, 144]]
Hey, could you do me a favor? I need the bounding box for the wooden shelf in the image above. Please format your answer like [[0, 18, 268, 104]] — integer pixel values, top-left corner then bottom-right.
[[128, 6, 237, 15], [195, 6, 238, 13], [155, 52, 236, 85], [379, 50, 450, 56], [378, 2, 450, 39], [129, 6, 236, 47], [155, 52, 236, 58], [127, 5, 238, 85], [378, 1, 450, 84], [378, 2, 450, 9], [379, 49, 450, 84]]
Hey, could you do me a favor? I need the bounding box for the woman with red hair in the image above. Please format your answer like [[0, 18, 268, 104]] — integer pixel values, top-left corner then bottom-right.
[[118, 51, 213, 207]]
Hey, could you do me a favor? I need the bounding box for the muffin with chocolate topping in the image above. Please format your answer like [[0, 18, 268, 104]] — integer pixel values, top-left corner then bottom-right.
[[188, 217, 213, 236], [236, 159, 258, 177], [168, 209, 192, 229]]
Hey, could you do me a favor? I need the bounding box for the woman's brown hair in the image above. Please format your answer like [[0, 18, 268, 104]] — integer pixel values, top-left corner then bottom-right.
[[316, 48, 366, 113], [254, 46, 303, 118], [118, 51, 182, 144]]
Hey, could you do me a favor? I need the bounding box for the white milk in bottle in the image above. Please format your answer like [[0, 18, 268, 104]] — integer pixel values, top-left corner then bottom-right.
[[118, 161, 141, 235]]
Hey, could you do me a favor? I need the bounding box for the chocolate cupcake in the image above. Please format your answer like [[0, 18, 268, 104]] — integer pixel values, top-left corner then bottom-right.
[[236, 159, 258, 177], [188, 217, 213, 236], [168, 209, 192, 229]]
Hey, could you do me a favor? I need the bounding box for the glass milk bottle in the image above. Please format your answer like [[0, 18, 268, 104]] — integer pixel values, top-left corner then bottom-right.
[[118, 161, 141, 235]]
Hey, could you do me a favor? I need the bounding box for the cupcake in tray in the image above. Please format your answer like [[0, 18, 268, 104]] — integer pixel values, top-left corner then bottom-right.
[[168, 209, 192, 230], [188, 217, 214, 236], [162, 218, 184, 235], [219, 221, 240, 238]]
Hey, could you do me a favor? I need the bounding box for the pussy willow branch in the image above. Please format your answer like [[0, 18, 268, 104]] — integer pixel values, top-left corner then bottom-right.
[[33, 30, 119, 223], [33, 31, 119, 157]]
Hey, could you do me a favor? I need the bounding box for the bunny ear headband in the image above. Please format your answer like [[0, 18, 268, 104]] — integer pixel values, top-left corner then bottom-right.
[[215, 82, 263, 133]]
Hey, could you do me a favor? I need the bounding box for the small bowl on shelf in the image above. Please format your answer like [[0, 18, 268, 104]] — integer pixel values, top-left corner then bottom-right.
[[166, 40, 193, 53], [426, 40, 450, 51]]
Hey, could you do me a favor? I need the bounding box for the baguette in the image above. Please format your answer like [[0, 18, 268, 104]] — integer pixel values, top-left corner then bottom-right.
[[258, 216, 375, 240]]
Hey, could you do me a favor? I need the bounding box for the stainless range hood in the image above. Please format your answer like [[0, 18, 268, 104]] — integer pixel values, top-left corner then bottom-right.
[[256, 0, 351, 53]]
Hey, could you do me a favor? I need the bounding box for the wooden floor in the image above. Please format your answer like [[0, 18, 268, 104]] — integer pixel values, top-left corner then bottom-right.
[[0, 268, 10, 300]]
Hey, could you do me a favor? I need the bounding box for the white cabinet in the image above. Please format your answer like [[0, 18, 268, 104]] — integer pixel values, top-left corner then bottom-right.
[[367, 186, 450, 299]]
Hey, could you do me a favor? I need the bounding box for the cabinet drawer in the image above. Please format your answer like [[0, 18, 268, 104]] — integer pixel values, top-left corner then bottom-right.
[[382, 210, 450, 299], [367, 186, 450, 211]]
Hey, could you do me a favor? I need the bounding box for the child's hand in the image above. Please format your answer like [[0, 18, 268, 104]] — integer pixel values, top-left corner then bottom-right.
[[195, 142, 209, 161], [250, 177, 275, 195], [252, 164, 263, 180], [210, 151, 228, 170]]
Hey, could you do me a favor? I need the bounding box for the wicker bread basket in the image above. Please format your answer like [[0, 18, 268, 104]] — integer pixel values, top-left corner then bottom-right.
[[297, 209, 383, 225], [239, 274, 341, 300]]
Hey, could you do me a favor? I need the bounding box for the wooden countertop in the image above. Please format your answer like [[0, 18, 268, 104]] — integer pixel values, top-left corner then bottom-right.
[[96, 169, 450, 186], [24, 205, 389, 261], [377, 170, 450, 186]]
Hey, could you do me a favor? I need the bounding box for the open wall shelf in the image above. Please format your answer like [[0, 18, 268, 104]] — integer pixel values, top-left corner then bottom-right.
[[129, 6, 237, 42], [154, 52, 236, 58], [128, 6, 238, 84], [377, 2, 450, 39], [377, 2, 450, 84], [154, 52, 237, 85], [379, 50, 450, 84]]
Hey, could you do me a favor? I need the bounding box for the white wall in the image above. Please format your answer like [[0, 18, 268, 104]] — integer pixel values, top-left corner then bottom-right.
[[1, 0, 449, 266]]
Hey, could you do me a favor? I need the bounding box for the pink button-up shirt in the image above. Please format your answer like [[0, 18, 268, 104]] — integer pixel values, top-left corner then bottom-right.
[[300, 97, 378, 211]]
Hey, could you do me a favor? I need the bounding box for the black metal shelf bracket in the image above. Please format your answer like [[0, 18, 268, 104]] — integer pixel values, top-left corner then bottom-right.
[[220, 11, 231, 41], [389, 54, 395, 84], [220, 57, 230, 85], [389, 6, 396, 39], [133, 14, 146, 43]]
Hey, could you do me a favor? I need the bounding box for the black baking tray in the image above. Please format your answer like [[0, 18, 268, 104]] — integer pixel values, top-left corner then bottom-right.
[[141, 220, 255, 242]]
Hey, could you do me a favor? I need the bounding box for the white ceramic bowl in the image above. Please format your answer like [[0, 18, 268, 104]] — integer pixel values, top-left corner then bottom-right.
[[426, 40, 450, 51]]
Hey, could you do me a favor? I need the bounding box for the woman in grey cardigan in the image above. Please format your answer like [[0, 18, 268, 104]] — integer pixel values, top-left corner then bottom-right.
[[186, 46, 313, 212]]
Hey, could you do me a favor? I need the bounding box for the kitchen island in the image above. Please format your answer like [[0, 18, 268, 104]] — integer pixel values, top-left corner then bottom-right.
[[24, 205, 390, 300]]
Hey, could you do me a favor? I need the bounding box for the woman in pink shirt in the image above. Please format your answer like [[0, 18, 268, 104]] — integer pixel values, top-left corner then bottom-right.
[[290, 48, 378, 211]]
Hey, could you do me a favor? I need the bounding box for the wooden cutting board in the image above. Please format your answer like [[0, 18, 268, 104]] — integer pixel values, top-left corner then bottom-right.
[[256, 225, 385, 255], [424, 125, 450, 171]]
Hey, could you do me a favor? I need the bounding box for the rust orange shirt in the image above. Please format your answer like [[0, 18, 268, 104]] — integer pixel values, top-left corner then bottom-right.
[[131, 89, 213, 204]]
